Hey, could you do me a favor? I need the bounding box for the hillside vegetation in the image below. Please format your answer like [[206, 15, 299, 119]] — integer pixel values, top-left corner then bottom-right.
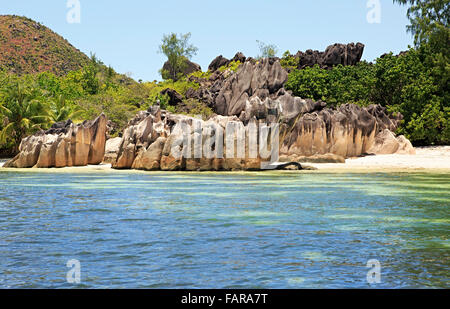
[[0, 15, 90, 76], [0, 0, 448, 156]]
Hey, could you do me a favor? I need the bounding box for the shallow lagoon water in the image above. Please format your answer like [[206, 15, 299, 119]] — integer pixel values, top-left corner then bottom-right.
[[0, 170, 449, 288]]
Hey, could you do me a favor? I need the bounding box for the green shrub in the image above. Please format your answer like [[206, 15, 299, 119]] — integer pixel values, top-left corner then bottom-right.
[[189, 70, 212, 80], [280, 50, 299, 70], [285, 46, 449, 145], [218, 60, 241, 73], [177, 98, 214, 119]]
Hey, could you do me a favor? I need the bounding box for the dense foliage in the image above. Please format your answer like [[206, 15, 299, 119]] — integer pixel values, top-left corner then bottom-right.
[[0, 54, 214, 155], [256, 40, 278, 59], [393, 0, 449, 50], [159, 32, 198, 81], [284, 46, 449, 145], [0, 1, 447, 155], [0, 15, 90, 76], [284, 0, 449, 145]]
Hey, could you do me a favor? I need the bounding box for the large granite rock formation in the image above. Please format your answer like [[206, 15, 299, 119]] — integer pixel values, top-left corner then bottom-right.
[[208, 55, 230, 72], [4, 43, 414, 171], [215, 58, 288, 116], [208, 52, 247, 72], [279, 103, 402, 158], [103, 137, 122, 164], [368, 129, 415, 155], [111, 106, 282, 171], [294, 43, 365, 69], [105, 49, 413, 170], [160, 88, 183, 106], [162, 57, 201, 78], [4, 114, 107, 168], [107, 99, 410, 171]]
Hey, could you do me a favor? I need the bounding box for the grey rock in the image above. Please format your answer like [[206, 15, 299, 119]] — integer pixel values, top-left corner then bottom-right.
[[294, 42, 365, 69]]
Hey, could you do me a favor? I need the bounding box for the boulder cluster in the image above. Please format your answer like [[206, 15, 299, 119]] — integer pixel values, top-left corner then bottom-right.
[[110, 107, 271, 171], [4, 42, 415, 170], [4, 114, 107, 168], [293, 43, 365, 70]]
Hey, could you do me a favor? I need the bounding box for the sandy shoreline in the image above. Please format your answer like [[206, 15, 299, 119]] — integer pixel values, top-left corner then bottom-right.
[[1, 146, 449, 174], [308, 146, 450, 171]]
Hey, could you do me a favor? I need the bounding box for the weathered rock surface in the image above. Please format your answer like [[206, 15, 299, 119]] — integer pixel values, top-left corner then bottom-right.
[[106, 51, 413, 170], [280, 153, 346, 164], [103, 137, 122, 164], [280, 104, 403, 158], [208, 52, 247, 72], [5, 43, 415, 171], [107, 100, 410, 171], [160, 88, 183, 106], [4, 114, 107, 168], [240, 90, 326, 123], [208, 55, 230, 72], [294, 42, 365, 69], [368, 129, 416, 155], [110, 106, 283, 171], [215, 58, 288, 116], [162, 58, 201, 78]]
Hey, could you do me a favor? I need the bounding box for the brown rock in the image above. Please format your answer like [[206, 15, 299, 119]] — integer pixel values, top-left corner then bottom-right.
[[132, 137, 167, 170], [280, 104, 400, 158], [396, 135, 416, 155], [215, 58, 288, 116], [294, 42, 365, 70], [4, 114, 107, 168], [368, 129, 416, 155], [103, 137, 122, 164], [297, 154, 346, 164], [162, 58, 201, 80]]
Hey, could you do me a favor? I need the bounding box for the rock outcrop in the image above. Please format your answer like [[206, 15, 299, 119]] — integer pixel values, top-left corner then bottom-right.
[[106, 98, 406, 171], [215, 58, 288, 116], [103, 137, 122, 164], [294, 43, 365, 69], [368, 129, 416, 155], [4, 43, 415, 171], [110, 106, 283, 171], [4, 114, 107, 168], [162, 57, 201, 78], [280, 153, 346, 164], [208, 55, 230, 72], [160, 88, 183, 106], [280, 104, 400, 158], [208, 52, 247, 72], [105, 50, 413, 170]]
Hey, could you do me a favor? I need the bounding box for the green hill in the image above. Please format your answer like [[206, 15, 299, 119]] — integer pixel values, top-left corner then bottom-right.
[[0, 15, 90, 76]]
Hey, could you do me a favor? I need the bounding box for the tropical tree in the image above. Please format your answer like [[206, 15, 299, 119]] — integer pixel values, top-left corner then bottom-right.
[[48, 95, 84, 123], [0, 80, 50, 153], [393, 0, 449, 49], [393, 0, 449, 144], [81, 63, 100, 95], [158, 32, 198, 81], [256, 40, 279, 59]]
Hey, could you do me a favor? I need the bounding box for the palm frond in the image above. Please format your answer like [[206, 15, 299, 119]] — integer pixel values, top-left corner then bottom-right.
[[0, 122, 15, 144]]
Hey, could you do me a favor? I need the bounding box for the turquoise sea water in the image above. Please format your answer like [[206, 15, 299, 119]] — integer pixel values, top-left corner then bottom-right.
[[0, 170, 449, 288]]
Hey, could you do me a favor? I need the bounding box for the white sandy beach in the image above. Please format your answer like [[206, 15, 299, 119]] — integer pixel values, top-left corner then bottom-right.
[[1, 146, 449, 173], [307, 146, 450, 171]]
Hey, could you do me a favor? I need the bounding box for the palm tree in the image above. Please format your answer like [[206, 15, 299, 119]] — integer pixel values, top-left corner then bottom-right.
[[48, 94, 84, 123], [0, 80, 50, 153]]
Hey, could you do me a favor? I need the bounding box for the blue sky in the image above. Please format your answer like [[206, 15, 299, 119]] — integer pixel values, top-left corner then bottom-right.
[[1, 0, 412, 81]]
